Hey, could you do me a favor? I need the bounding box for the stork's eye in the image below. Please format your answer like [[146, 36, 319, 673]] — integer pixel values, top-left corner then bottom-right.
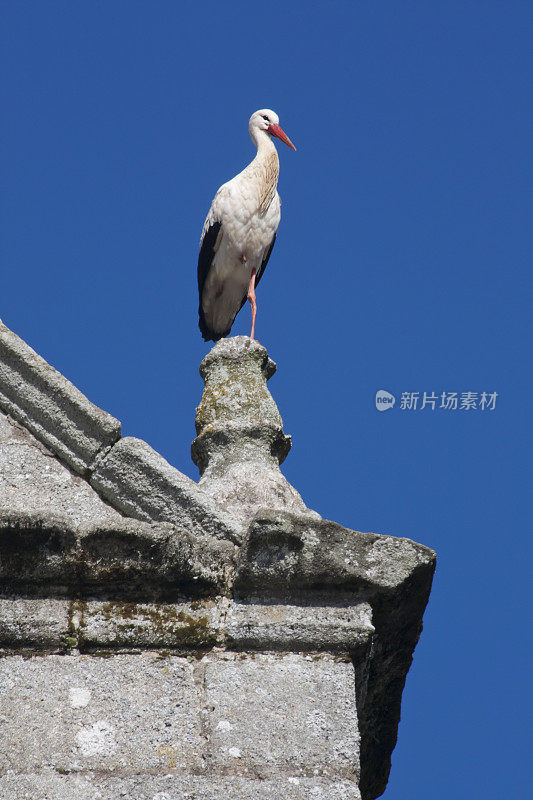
[[262, 115, 269, 121]]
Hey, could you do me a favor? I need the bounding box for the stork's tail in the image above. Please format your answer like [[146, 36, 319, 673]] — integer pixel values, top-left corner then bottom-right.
[[198, 303, 232, 342]]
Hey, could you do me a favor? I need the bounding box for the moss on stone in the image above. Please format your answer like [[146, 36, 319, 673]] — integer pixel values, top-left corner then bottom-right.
[[96, 601, 214, 647]]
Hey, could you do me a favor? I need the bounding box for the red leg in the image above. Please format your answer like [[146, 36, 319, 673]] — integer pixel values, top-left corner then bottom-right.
[[247, 268, 257, 340]]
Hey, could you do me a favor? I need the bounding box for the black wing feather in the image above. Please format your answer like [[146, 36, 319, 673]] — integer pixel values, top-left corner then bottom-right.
[[197, 220, 223, 341]]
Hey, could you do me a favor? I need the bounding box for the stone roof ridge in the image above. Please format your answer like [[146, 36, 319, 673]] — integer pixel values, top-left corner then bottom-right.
[[0, 319, 241, 544], [0, 319, 121, 476]]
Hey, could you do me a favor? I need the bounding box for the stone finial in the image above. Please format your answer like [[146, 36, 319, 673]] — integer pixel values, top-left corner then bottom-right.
[[191, 336, 317, 524]]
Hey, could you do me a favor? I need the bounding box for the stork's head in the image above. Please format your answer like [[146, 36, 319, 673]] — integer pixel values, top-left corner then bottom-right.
[[249, 109, 296, 151]]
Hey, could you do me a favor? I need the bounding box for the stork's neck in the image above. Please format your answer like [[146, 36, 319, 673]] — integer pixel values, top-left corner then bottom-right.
[[242, 128, 280, 212], [251, 127, 278, 155]]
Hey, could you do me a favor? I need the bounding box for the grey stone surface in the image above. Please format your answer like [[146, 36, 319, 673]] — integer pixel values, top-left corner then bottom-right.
[[77, 517, 235, 597], [0, 511, 79, 589], [0, 597, 69, 648], [234, 511, 436, 800], [203, 651, 359, 777], [235, 511, 435, 596], [0, 321, 121, 475], [0, 595, 376, 658], [79, 599, 222, 650], [0, 410, 122, 527], [224, 599, 374, 654], [0, 594, 375, 657], [192, 337, 318, 524], [0, 329, 436, 800], [0, 653, 205, 774], [0, 511, 234, 598], [91, 436, 242, 544], [0, 652, 362, 798], [0, 773, 361, 799], [0, 773, 102, 800]]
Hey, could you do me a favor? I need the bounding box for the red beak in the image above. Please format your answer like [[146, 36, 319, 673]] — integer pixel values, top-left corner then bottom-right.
[[268, 123, 297, 151]]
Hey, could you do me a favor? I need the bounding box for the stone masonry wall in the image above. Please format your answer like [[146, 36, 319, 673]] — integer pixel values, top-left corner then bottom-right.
[[0, 324, 436, 800], [0, 651, 361, 800]]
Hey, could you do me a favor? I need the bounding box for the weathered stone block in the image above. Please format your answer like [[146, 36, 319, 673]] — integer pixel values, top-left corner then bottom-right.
[[0, 654, 205, 774], [0, 597, 70, 648], [203, 652, 360, 778], [0, 410, 122, 527], [224, 599, 374, 654], [79, 600, 222, 649], [0, 512, 234, 598], [91, 436, 242, 543], [0, 512, 78, 588], [235, 511, 435, 596], [0, 773, 100, 800], [77, 517, 234, 598], [0, 322, 121, 475], [0, 773, 361, 799]]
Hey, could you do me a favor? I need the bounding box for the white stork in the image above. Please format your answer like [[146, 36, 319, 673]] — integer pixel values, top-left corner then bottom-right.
[[197, 109, 296, 342]]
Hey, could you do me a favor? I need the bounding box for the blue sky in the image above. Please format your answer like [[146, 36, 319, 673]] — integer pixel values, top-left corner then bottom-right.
[[2, 2, 532, 797]]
